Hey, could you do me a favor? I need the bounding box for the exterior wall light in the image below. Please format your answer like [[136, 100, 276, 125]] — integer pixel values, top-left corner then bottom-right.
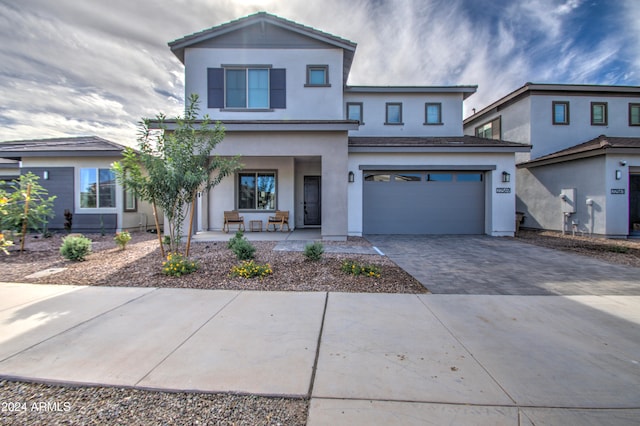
[[348, 171, 355, 183], [43, 170, 49, 180], [615, 170, 622, 180], [501, 171, 510, 183]]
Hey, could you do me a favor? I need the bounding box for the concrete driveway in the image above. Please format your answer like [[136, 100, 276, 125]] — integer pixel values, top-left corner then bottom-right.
[[366, 235, 640, 295]]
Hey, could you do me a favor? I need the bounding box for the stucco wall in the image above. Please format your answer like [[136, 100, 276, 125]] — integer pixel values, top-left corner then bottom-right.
[[516, 156, 609, 235], [347, 152, 517, 237], [345, 92, 464, 137], [185, 47, 344, 120], [207, 131, 348, 239], [530, 95, 640, 159]]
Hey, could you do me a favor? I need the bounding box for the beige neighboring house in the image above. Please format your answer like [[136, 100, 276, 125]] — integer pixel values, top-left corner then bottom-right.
[[0, 136, 159, 233]]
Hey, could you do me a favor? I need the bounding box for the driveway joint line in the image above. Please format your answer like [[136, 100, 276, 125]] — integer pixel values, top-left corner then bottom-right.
[[0, 286, 159, 364], [415, 294, 518, 405], [307, 291, 329, 398], [134, 290, 242, 387]]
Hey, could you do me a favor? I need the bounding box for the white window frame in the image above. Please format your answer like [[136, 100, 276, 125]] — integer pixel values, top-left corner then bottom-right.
[[76, 167, 118, 213]]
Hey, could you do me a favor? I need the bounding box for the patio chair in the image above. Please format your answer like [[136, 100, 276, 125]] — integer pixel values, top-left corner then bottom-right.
[[267, 210, 290, 232], [223, 211, 245, 233]]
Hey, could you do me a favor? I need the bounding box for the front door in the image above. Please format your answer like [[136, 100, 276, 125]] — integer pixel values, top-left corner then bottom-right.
[[304, 176, 321, 226], [630, 174, 640, 234]]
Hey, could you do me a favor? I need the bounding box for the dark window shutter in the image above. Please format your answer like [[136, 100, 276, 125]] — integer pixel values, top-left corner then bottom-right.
[[270, 69, 286, 109], [207, 68, 224, 108]]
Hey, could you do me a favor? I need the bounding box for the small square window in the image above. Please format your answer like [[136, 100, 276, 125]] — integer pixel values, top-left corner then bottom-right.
[[425, 103, 442, 125], [552, 101, 570, 125], [347, 102, 363, 123], [591, 102, 607, 126], [385, 103, 403, 125], [306, 65, 329, 86], [629, 103, 640, 126]]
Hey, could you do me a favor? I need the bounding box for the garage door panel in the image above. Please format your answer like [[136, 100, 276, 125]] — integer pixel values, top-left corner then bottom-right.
[[363, 172, 484, 234]]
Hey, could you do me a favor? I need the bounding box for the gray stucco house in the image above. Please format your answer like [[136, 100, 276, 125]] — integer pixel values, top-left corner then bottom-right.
[[464, 83, 640, 238], [0, 136, 157, 233], [164, 12, 529, 240]]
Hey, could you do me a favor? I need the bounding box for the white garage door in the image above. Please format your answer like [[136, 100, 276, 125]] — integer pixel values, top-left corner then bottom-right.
[[363, 171, 485, 234]]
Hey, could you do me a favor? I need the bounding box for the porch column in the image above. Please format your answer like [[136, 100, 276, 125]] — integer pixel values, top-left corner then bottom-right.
[[321, 145, 348, 241]]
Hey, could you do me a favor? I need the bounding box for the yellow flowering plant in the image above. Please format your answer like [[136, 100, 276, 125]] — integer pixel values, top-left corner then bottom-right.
[[230, 260, 273, 279], [162, 252, 199, 277], [341, 260, 381, 278]]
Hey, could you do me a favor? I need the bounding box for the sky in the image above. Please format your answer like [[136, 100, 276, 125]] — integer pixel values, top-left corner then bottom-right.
[[1, 0, 638, 146]]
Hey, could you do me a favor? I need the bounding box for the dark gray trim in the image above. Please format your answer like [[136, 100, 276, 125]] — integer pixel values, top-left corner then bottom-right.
[[630, 103, 640, 126], [552, 101, 570, 125], [235, 169, 278, 211], [154, 120, 358, 132], [0, 151, 122, 159], [358, 165, 497, 171], [424, 102, 442, 125], [475, 116, 502, 140], [305, 64, 330, 87], [590, 101, 608, 126], [347, 85, 477, 100], [222, 63, 273, 68], [346, 102, 364, 124]]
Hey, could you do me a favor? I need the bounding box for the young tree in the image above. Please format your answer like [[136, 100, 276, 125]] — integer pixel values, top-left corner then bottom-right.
[[0, 172, 56, 251], [113, 94, 240, 257]]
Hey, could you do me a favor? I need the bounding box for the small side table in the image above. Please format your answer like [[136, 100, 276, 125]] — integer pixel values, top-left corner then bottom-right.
[[250, 220, 263, 232]]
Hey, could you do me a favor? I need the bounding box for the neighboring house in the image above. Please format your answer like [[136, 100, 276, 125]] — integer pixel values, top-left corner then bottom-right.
[[163, 11, 529, 239], [0, 136, 157, 233], [0, 158, 19, 181], [463, 83, 640, 237]]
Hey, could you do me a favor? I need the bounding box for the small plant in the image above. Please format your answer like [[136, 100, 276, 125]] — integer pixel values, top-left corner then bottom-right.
[[0, 232, 13, 255], [162, 235, 172, 246], [162, 252, 199, 277], [231, 260, 273, 279], [304, 242, 324, 261], [232, 238, 256, 260], [341, 260, 381, 278], [63, 209, 73, 233], [227, 230, 245, 250], [114, 231, 132, 250], [60, 234, 92, 261]]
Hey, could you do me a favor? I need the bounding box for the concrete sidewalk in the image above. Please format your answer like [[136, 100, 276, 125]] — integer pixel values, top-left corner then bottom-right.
[[0, 283, 639, 425]]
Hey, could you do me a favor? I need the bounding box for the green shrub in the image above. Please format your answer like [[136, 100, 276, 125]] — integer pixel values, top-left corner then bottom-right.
[[162, 235, 172, 246], [227, 230, 245, 250], [304, 242, 324, 261], [60, 235, 92, 261], [341, 260, 381, 278], [162, 252, 198, 277], [231, 260, 272, 279], [114, 231, 132, 250], [232, 238, 256, 260]]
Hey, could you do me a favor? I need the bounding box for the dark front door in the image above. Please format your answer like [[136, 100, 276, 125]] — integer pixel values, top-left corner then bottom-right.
[[304, 176, 321, 226], [630, 174, 640, 234]]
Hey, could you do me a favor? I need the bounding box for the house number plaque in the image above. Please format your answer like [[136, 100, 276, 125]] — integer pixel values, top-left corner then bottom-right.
[[611, 189, 625, 195], [496, 187, 511, 193]]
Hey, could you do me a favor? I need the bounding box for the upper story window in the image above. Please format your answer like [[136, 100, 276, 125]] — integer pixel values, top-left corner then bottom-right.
[[424, 103, 442, 125], [207, 67, 286, 110], [226, 68, 269, 108], [306, 65, 330, 87], [347, 102, 363, 123], [552, 101, 570, 125], [80, 168, 116, 209], [475, 116, 501, 139], [385, 103, 403, 125], [629, 103, 640, 126], [591, 102, 608, 126]]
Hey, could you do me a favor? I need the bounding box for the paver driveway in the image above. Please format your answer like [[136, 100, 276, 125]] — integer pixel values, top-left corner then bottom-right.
[[366, 235, 640, 295]]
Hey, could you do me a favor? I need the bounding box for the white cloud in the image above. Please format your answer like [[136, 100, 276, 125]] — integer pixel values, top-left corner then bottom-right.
[[0, 0, 636, 144]]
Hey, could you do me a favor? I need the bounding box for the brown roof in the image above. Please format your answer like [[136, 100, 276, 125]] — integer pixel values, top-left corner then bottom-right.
[[519, 135, 640, 167], [0, 136, 125, 159], [349, 135, 530, 148]]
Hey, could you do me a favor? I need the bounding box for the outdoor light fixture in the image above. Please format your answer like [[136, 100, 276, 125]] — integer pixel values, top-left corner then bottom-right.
[[348, 171, 355, 183], [501, 171, 510, 183], [615, 170, 622, 180], [43, 170, 49, 180]]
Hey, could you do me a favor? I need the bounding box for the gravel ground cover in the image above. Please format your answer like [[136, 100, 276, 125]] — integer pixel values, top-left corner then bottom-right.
[[1, 232, 426, 293], [2, 229, 639, 424]]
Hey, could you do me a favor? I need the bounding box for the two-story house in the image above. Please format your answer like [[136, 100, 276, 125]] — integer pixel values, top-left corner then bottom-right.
[[166, 12, 529, 240], [463, 83, 640, 237]]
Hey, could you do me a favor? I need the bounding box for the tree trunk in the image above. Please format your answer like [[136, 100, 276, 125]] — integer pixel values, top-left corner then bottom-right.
[[185, 189, 198, 257], [152, 201, 165, 258], [20, 183, 32, 252]]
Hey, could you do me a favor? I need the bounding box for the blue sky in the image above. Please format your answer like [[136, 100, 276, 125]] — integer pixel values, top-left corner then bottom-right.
[[0, 0, 638, 145]]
